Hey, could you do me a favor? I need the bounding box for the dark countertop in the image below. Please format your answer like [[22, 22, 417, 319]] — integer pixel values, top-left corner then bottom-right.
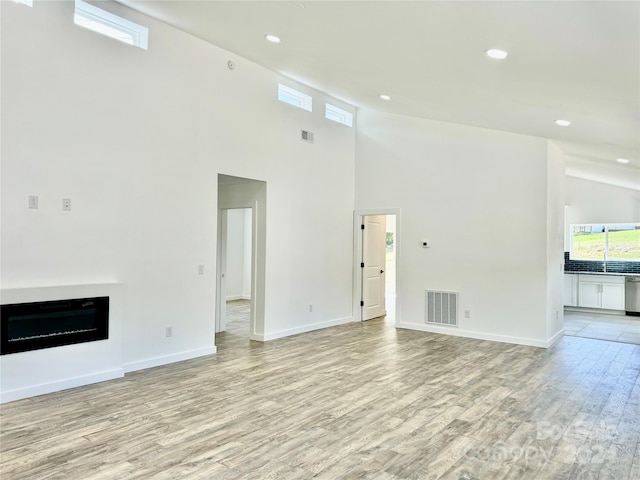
[[565, 271, 640, 277]]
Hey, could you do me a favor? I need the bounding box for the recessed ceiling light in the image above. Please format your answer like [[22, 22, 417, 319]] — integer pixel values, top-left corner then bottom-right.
[[486, 49, 508, 60], [616, 158, 630, 164], [555, 119, 571, 127], [380, 94, 391, 101], [265, 34, 281, 43]]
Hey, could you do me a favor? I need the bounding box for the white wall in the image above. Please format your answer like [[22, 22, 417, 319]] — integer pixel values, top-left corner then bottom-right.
[[242, 208, 252, 299], [1, 1, 356, 391], [356, 109, 558, 347], [565, 176, 640, 225], [225, 208, 251, 300], [546, 141, 565, 344]]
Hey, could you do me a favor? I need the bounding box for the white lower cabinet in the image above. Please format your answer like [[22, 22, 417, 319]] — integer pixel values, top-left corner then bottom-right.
[[578, 280, 600, 308], [564, 274, 578, 307], [601, 283, 625, 310], [577, 275, 625, 310]]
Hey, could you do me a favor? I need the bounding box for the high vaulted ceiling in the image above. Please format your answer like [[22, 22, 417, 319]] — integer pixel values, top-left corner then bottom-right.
[[117, 1, 639, 189]]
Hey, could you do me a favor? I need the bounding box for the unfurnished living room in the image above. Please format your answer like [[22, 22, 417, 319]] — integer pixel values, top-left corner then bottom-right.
[[1, 1, 639, 479]]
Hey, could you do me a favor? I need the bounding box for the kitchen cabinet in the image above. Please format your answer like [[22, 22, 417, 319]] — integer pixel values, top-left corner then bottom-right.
[[577, 274, 625, 310], [578, 280, 601, 308], [601, 283, 625, 310], [564, 274, 578, 307]]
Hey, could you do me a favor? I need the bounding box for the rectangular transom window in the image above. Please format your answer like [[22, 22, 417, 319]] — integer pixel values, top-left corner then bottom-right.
[[12, 0, 33, 7], [74, 0, 148, 50], [278, 84, 312, 112], [325, 103, 353, 127]]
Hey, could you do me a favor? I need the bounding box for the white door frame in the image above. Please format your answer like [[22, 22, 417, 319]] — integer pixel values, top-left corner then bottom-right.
[[216, 201, 257, 338], [353, 208, 401, 324]]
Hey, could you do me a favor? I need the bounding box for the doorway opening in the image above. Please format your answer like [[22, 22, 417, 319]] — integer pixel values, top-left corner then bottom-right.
[[220, 208, 252, 338], [354, 209, 400, 324], [216, 174, 267, 342]]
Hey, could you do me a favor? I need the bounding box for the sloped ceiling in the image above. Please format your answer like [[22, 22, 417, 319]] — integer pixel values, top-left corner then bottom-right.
[[117, 1, 640, 189]]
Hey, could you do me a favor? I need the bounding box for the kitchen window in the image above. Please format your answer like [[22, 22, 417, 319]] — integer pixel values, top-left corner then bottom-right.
[[570, 223, 640, 262]]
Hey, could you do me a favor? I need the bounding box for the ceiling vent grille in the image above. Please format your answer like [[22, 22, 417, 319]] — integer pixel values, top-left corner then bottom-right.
[[426, 290, 458, 327]]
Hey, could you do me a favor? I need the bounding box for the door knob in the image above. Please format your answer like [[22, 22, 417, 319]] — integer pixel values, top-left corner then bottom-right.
[[380, 269, 385, 274]]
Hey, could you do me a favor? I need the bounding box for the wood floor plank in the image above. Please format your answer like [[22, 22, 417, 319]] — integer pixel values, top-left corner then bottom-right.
[[1, 318, 639, 479]]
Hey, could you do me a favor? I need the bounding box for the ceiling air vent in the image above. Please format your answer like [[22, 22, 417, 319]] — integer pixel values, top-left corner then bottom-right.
[[301, 130, 314, 143], [426, 290, 459, 327]]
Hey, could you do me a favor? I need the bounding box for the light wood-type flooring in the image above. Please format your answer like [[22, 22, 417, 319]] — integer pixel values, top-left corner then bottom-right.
[[224, 300, 250, 338], [1, 318, 639, 479]]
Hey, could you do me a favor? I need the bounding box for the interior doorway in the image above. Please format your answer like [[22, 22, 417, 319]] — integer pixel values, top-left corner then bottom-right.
[[354, 209, 400, 324], [219, 208, 252, 338], [216, 174, 267, 342]]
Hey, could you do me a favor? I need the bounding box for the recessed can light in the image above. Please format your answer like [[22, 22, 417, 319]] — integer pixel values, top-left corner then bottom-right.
[[380, 94, 391, 101], [555, 119, 571, 127], [616, 158, 630, 164], [486, 49, 508, 60], [265, 34, 281, 43]]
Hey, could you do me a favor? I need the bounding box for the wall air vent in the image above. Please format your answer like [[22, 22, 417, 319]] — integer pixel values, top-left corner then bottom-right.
[[301, 130, 314, 143], [426, 290, 458, 327]]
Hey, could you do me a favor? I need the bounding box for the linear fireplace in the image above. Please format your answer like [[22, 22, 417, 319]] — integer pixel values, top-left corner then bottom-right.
[[1, 297, 109, 355]]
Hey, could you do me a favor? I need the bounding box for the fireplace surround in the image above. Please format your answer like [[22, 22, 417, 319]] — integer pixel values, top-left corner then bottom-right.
[[1, 296, 109, 355], [0, 283, 124, 403]]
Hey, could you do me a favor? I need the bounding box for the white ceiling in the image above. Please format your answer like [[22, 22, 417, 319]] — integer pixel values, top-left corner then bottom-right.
[[117, 0, 640, 189]]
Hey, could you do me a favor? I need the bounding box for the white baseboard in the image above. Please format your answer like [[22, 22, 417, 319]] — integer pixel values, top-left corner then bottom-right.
[[546, 328, 565, 348], [0, 368, 124, 404], [564, 306, 625, 316], [261, 316, 353, 341], [395, 322, 550, 348], [2, 346, 219, 403], [123, 346, 217, 373]]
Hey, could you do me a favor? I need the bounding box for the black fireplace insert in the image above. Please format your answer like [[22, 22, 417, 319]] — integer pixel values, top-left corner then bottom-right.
[[1, 297, 109, 355]]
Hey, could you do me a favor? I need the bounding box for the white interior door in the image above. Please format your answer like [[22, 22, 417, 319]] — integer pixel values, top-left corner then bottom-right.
[[362, 215, 386, 321]]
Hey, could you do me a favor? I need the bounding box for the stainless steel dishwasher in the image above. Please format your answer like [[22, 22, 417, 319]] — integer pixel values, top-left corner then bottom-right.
[[626, 277, 640, 316]]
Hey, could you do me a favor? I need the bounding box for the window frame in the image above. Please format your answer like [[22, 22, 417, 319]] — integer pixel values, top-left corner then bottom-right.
[[569, 223, 640, 262], [74, 0, 149, 50], [277, 84, 312, 112], [325, 103, 353, 127]]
